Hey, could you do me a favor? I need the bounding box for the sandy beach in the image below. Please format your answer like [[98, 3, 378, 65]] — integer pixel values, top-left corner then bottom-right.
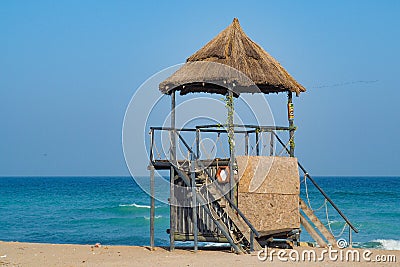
[[0, 241, 398, 267]]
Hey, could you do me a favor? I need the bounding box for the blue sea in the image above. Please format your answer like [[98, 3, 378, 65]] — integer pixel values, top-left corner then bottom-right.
[[0, 176, 399, 250]]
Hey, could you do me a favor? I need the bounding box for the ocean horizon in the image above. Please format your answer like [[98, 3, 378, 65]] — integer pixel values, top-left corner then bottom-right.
[[1, 176, 399, 250]]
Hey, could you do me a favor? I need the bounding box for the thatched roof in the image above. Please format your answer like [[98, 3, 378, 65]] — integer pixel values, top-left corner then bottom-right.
[[160, 18, 306, 96]]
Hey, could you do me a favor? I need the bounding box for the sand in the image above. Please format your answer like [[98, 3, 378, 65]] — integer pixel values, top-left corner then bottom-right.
[[0, 241, 398, 267]]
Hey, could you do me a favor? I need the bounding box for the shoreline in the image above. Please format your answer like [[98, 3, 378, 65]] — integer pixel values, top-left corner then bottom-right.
[[1, 241, 398, 266]]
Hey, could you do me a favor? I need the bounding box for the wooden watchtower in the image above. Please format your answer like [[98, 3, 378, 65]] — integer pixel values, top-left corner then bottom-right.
[[148, 18, 358, 253]]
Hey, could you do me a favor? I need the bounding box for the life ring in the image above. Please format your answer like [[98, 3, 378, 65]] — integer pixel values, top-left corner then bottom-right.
[[216, 166, 230, 183]]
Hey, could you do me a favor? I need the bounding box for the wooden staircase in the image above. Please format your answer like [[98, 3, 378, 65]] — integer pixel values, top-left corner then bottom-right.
[[173, 165, 340, 250], [299, 198, 337, 248], [174, 166, 262, 253], [207, 182, 263, 251]]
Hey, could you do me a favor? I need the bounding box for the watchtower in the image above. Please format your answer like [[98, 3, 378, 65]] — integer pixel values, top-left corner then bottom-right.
[[148, 18, 358, 253]]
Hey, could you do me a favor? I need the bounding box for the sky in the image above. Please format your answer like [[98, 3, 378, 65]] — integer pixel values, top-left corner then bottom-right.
[[0, 0, 399, 176]]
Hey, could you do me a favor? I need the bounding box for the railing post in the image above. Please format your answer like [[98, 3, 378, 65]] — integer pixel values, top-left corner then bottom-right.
[[348, 225, 352, 248], [245, 132, 249, 156], [269, 131, 274, 156], [149, 128, 154, 162], [191, 153, 198, 252], [250, 230, 254, 252], [255, 130, 260, 156]]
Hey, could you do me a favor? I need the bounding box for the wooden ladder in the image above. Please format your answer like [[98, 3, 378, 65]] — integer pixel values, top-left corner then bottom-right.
[[299, 198, 337, 248]]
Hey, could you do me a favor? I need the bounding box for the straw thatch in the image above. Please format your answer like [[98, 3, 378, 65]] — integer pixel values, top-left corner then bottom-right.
[[160, 18, 306, 96]]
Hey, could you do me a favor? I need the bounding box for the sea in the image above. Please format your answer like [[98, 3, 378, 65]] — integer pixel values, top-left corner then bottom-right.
[[0, 176, 399, 250]]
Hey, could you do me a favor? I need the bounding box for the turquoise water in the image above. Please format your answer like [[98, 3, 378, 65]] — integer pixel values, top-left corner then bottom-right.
[[0, 176, 399, 250]]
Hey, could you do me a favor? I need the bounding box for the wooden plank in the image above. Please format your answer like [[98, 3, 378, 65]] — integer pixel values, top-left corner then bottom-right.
[[174, 233, 228, 243], [236, 156, 299, 194], [238, 192, 300, 232], [299, 198, 337, 247], [299, 213, 328, 248], [235, 156, 301, 234]]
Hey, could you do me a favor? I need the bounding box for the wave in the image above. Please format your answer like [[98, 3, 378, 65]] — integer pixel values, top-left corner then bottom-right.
[[144, 215, 163, 220], [119, 203, 151, 209], [373, 239, 400, 250], [333, 191, 399, 198]]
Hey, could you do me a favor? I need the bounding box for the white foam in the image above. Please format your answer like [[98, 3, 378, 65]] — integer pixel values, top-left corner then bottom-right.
[[203, 242, 230, 247], [119, 203, 151, 209], [374, 239, 400, 250], [144, 215, 162, 220]]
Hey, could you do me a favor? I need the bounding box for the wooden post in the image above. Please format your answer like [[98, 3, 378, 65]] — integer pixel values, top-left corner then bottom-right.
[[149, 165, 155, 250], [171, 90, 176, 162], [169, 90, 176, 251], [191, 154, 198, 252], [287, 92, 295, 157], [196, 129, 200, 159], [227, 89, 235, 203]]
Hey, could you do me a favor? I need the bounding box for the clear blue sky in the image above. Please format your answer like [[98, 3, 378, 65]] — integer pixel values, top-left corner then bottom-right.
[[1, 0, 399, 176]]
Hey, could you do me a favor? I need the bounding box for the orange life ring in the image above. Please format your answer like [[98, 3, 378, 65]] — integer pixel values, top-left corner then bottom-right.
[[216, 166, 230, 183]]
